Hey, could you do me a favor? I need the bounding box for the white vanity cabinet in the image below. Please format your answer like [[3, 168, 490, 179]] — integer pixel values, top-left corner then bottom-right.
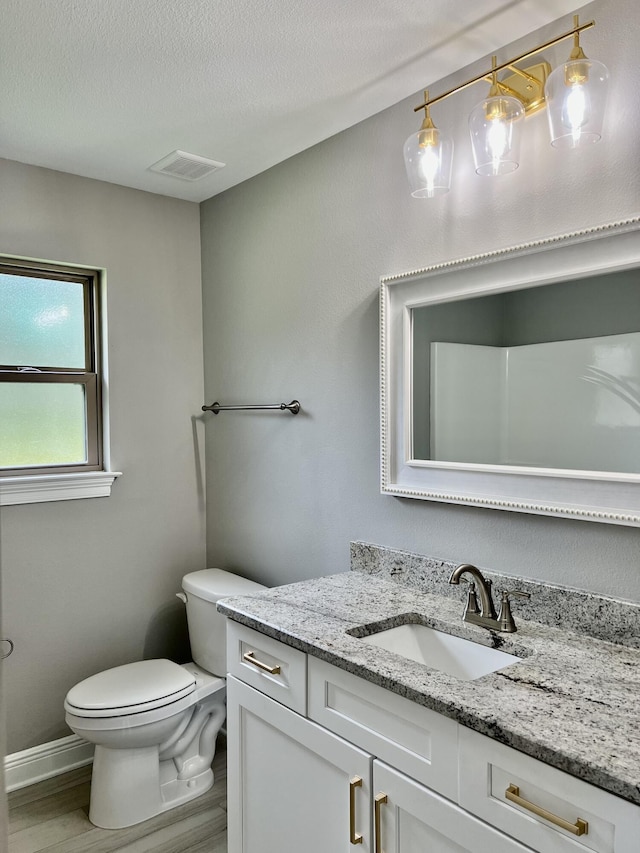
[[226, 622, 640, 853], [226, 677, 532, 853], [226, 676, 372, 853]]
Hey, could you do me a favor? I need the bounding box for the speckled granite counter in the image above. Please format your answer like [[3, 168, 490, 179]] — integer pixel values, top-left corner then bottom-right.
[[218, 567, 640, 806]]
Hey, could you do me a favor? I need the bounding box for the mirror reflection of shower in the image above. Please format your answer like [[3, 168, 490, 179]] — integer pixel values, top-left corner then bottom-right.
[[429, 333, 640, 473], [412, 267, 640, 474]]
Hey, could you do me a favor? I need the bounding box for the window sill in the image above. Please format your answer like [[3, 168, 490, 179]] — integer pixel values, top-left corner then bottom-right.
[[0, 471, 122, 506]]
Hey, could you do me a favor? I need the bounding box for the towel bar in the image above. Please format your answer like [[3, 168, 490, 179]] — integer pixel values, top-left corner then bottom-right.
[[202, 400, 301, 415]]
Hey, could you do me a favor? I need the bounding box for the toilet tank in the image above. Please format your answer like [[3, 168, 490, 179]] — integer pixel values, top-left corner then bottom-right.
[[181, 569, 266, 676]]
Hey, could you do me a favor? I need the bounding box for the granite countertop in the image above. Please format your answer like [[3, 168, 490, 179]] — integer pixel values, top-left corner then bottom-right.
[[218, 570, 640, 806]]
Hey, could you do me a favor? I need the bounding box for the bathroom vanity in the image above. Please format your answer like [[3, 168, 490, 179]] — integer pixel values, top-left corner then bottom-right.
[[221, 550, 640, 853]]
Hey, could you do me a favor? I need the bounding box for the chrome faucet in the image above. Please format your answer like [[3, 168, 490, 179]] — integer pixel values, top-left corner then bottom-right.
[[448, 563, 530, 633]]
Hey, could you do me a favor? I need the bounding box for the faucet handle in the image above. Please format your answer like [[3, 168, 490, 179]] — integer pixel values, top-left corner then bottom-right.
[[458, 577, 479, 615], [498, 589, 531, 633]]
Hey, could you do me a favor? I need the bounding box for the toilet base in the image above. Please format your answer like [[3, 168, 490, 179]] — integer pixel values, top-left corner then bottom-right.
[[89, 744, 216, 829]]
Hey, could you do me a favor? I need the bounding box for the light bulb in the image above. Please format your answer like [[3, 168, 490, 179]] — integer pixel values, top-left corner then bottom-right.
[[563, 85, 589, 145], [487, 119, 509, 168], [419, 145, 440, 192], [469, 95, 524, 176]]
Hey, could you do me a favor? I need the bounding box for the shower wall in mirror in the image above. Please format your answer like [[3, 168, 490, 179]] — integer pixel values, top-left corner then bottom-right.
[[413, 271, 640, 471], [380, 218, 640, 525]]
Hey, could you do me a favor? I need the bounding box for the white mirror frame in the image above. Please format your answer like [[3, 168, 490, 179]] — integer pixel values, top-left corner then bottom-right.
[[380, 217, 640, 526]]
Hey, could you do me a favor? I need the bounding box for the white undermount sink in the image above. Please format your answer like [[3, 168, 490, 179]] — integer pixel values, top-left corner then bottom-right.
[[359, 623, 521, 681]]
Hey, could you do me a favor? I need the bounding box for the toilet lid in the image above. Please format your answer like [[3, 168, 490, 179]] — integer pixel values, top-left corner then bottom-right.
[[182, 568, 265, 603], [65, 659, 196, 718]]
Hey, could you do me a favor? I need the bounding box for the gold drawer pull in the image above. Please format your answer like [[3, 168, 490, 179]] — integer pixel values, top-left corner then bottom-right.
[[374, 793, 388, 853], [349, 776, 363, 845], [242, 651, 281, 675], [505, 784, 589, 836]]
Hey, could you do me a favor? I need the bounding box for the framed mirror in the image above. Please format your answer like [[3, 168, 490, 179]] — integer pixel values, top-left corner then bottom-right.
[[380, 218, 640, 525]]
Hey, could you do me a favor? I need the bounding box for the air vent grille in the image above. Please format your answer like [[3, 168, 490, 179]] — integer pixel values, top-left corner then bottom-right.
[[149, 150, 225, 181]]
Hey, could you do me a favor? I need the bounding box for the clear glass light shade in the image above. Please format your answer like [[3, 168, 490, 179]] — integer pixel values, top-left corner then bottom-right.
[[403, 129, 453, 197], [469, 95, 524, 176], [545, 58, 609, 148]]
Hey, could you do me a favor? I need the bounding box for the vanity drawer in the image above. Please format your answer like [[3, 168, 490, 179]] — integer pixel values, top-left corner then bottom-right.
[[459, 726, 640, 853], [226, 622, 307, 714], [308, 656, 458, 800]]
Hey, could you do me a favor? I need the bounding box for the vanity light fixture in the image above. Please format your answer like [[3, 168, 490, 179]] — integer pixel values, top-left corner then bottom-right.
[[469, 57, 525, 176], [404, 16, 608, 195], [545, 18, 609, 148], [403, 90, 454, 197]]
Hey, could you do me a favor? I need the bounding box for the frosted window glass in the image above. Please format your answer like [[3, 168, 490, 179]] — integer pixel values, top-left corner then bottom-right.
[[0, 274, 86, 368], [0, 383, 87, 468]]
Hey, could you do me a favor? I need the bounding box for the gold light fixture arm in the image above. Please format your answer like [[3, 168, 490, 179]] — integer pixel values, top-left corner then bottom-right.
[[570, 14, 588, 60], [418, 90, 439, 147], [566, 14, 590, 85], [489, 56, 500, 98], [483, 61, 551, 114], [414, 18, 595, 112], [494, 80, 524, 99], [505, 64, 543, 85]]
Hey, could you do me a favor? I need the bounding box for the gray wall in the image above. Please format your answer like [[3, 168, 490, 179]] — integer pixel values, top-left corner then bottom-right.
[[503, 270, 640, 345], [0, 160, 206, 753], [200, 0, 640, 600]]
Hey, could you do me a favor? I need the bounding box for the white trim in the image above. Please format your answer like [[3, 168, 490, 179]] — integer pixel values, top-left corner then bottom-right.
[[380, 217, 640, 526], [0, 254, 116, 503], [0, 470, 122, 506], [5, 734, 94, 792]]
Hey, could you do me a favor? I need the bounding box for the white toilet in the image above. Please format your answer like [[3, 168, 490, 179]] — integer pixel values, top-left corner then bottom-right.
[[64, 569, 264, 829]]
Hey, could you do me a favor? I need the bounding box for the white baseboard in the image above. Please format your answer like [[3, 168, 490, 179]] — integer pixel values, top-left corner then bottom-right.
[[5, 734, 94, 792]]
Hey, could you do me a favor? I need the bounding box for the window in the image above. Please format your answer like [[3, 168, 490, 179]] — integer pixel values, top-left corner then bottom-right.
[[0, 257, 118, 504]]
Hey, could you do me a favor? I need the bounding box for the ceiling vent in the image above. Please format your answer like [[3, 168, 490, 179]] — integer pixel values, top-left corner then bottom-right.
[[149, 150, 226, 181]]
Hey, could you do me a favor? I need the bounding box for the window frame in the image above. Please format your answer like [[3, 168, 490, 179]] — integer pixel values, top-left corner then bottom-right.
[[0, 255, 119, 504]]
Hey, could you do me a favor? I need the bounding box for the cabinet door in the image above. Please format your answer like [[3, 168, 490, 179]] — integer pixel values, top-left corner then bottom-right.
[[227, 676, 372, 853], [373, 761, 533, 853]]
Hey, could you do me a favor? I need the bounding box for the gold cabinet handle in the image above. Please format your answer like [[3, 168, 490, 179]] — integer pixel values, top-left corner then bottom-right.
[[349, 776, 363, 845], [242, 651, 281, 675], [374, 793, 388, 853], [505, 784, 589, 836]]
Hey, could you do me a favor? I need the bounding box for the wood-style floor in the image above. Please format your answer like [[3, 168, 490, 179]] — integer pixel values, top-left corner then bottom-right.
[[8, 747, 227, 853]]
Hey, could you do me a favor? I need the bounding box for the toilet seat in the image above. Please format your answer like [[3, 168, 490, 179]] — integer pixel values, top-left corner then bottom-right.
[[64, 659, 196, 718]]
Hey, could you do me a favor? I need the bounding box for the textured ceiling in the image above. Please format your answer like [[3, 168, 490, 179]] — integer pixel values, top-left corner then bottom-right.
[[1, 0, 581, 202]]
